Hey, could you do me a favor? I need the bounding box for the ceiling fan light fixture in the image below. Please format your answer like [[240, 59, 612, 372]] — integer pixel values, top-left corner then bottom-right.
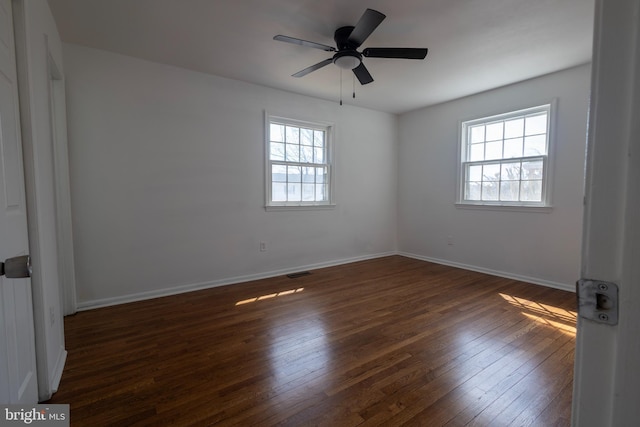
[[333, 51, 361, 70], [275, 8, 428, 86]]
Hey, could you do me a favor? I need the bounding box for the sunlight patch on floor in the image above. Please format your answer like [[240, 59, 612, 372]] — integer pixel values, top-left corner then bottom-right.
[[235, 288, 304, 306], [521, 312, 577, 335], [499, 293, 577, 336]]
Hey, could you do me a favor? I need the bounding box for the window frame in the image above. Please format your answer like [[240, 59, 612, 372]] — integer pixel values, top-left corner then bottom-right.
[[264, 112, 335, 210], [456, 102, 556, 211]]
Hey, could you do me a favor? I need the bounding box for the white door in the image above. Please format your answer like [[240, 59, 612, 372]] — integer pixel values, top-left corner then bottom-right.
[[0, 0, 39, 404]]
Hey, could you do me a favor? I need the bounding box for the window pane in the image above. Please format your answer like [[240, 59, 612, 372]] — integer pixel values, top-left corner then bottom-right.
[[270, 142, 285, 161], [287, 166, 301, 183], [524, 135, 547, 156], [483, 164, 500, 181], [272, 165, 287, 182], [287, 183, 302, 201], [468, 165, 482, 181], [285, 143, 299, 162], [521, 180, 543, 201], [272, 183, 286, 201], [314, 147, 324, 163], [317, 168, 325, 184], [525, 113, 547, 136], [522, 160, 543, 180], [485, 122, 503, 141], [316, 183, 326, 201], [504, 118, 524, 138], [302, 184, 316, 202], [503, 137, 523, 158], [470, 125, 485, 143], [501, 162, 521, 181], [469, 143, 484, 161], [465, 182, 482, 200], [270, 124, 285, 142], [301, 145, 314, 163], [482, 182, 499, 200], [300, 128, 313, 146], [485, 141, 503, 160], [314, 130, 324, 147], [302, 184, 315, 201], [500, 181, 520, 201], [302, 167, 315, 183], [285, 126, 299, 144]]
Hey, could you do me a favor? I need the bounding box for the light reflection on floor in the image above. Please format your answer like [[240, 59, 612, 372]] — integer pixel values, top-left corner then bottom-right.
[[267, 315, 331, 399], [230, 285, 333, 418], [450, 292, 576, 423]]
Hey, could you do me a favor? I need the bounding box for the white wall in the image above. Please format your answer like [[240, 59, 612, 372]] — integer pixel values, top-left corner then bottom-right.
[[62, 44, 398, 308], [397, 64, 591, 290]]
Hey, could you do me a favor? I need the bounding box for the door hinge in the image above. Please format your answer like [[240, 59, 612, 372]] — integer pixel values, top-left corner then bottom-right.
[[576, 279, 618, 325]]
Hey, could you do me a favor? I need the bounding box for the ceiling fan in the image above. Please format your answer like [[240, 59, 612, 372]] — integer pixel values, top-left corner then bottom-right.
[[274, 8, 428, 85]]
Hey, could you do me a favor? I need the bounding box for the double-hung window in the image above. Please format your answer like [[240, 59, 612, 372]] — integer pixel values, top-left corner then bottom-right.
[[266, 114, 333, 208], [458, 104, 553, 208]]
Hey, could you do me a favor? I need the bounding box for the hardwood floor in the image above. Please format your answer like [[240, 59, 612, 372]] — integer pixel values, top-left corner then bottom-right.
[[48, 256, 576, 426]]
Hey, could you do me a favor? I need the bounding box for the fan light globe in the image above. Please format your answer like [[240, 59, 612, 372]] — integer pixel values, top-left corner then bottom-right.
[[334, 54, 361, 70]]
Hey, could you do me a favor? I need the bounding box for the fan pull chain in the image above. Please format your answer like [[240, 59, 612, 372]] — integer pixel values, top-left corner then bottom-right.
[[353, 73, 356, 99], [339, 69, 343, 106]]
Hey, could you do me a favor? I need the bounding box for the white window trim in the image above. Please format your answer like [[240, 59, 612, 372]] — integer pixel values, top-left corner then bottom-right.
[[455, 101, 557, 211], [264, 111, 336, 210]]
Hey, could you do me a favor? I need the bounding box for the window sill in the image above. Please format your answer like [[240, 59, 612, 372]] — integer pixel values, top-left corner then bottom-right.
[[265, 203, 337, 212], [455, 203, 553, 213]]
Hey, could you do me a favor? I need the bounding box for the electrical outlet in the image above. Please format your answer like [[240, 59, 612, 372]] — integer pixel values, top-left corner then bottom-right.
[[49, 306, 55, 326], [260, 242, 267, 252], [447, 235, 454, 246]]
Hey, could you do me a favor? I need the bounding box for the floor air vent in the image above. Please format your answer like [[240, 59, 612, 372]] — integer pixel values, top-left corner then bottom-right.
[[287, 271, 311, 279]]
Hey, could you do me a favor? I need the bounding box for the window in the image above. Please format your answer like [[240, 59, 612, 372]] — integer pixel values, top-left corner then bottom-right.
[[458, 104, 553, 208], [266, 114, 333, 208]]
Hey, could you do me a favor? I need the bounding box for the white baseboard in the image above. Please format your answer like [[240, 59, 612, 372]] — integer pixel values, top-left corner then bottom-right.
[[50, 347, 67, 394], [76, 252, 397, 311], [398, 251, 575, 293], [38, 346, 67, 402], [76, 250, 574, 311]]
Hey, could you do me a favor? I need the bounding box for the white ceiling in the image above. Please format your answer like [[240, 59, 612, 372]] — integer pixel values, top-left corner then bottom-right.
[[48, 0, 594, 114]]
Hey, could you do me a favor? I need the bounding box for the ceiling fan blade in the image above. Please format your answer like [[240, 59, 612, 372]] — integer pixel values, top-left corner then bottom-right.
[[274, 35, 336, 52], [353, 63, 374, 85], [363, 47, 428, 60], [292, 58, 334, 77], [347, 9, 386, 48]]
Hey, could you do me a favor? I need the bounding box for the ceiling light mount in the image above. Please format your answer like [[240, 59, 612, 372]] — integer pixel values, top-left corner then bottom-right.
[[334, 26, 357, 51]]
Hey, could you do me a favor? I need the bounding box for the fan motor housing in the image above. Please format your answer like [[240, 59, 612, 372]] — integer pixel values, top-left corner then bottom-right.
[[334, 26, 357, 50]]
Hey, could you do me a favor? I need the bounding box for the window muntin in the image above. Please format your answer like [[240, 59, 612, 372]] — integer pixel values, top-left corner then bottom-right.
[[266, 115, 332, 207], [459, 105, 551, 207]]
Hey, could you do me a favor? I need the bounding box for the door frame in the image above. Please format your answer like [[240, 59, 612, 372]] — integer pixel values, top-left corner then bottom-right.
[[572, 0, 640, 425], [47, 50, 77, 317]]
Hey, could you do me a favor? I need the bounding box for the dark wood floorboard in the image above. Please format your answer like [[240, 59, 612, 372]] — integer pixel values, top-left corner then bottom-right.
[[48, 256, 576, 426]]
